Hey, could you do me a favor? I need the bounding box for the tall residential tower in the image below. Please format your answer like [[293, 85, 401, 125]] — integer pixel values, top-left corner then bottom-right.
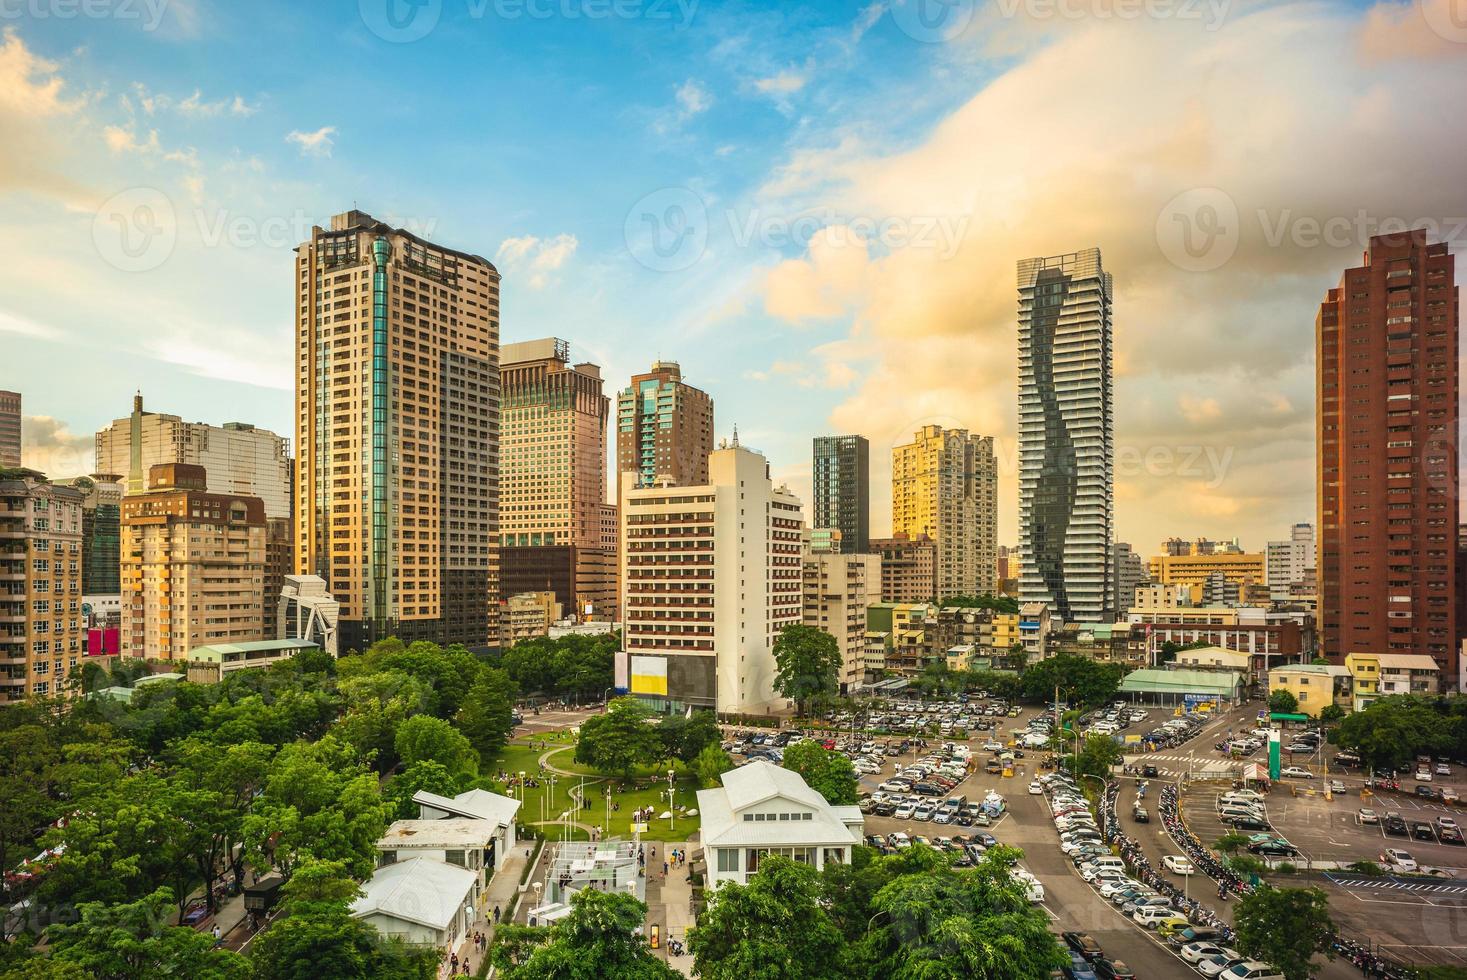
[[891, 425, 997, 599], [295, 209, 501, 651], [812, 434, 870, 554], [615, 361, 714, 500], [1317, 231, 1458, 674], [1017, 248, 1114, 624]]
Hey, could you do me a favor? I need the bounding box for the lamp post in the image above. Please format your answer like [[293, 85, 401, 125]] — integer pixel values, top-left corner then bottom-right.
[[667, 769, 676, 832], [604, 784, 611, 835]]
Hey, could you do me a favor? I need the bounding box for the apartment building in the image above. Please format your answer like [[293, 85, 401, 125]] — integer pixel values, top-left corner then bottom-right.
[[294, 210, 500, 651], [1345, 651, 1442, 710], [812, 435, 870, 554], [619, 443, 802, 713], [503, 591, 562, 648], [615, 360, 714, 502], [0, 391, 19, 469], [870, 533, 937, 603], [891, 425, 997, 599], [120, 464, 266, 660], [0, 469, 83, 703], [1147, 551, 1266, 602], [802, 552, 881, 693], [1266, 523, 1316, 602]]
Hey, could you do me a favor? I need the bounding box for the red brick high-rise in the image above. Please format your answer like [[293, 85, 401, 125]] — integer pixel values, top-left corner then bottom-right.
[[1317, 231, 1459, 679]]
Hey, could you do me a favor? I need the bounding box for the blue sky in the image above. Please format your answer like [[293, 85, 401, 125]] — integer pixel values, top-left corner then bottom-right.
[[3, 0, 1463, 548]]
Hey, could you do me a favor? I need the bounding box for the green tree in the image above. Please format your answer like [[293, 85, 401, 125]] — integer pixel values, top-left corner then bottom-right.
[[384, 760, 463, 819], [658, 710, 720, 764], [394, 715, 478, 781], [772, 625, 842, 717], [497, 888, 679, 979], [689, 856, 848, 979], [1318, 704, 1346, 724], [1072, 734, 1123, 780], [1269, 689, 1300, 715], [574, 698, 663, 779], [780, 741, 858, 805], [0, 725, 59, 884], [939, 595, 1020, 614], [45, 888, 250, 980], [456, 667, 519, 765], [1233, 885, 1335, 980], [1334, 695, 1451, 772], [1214, 832, 1251, 857], [1020, 655, 1127, 708], [693, 743, 735, 789]]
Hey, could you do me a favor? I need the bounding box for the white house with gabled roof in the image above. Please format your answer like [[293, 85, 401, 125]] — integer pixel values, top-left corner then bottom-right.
[[696, 760, 863, 888]]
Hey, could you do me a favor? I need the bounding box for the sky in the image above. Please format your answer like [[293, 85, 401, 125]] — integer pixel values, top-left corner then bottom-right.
[[2, 0, 1465, 556]]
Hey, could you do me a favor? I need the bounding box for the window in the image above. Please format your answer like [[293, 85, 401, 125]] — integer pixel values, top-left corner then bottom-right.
[[717, 848, 739, 873]]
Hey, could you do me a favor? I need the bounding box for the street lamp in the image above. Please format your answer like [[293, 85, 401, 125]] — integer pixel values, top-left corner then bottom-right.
[[604, 784, 611, 835], [667, 770, 676, 832]]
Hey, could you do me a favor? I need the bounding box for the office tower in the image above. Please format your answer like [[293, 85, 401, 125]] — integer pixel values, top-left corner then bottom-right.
[[1017, 248, 1114, 624], [67, 474, 122, 596], [0, 469, 83, 703], [295, 210, 500, 651], [498, 338, 615, 621], [1112, 542, 1149, 613], [120, 464, 266, 661], [615, 360, 714, 501], [620, 442, 803, 712], [891, 425, 997, 599], [812, 434, 870, 554], [870, 533, 937, 603], [802, 552, 882, 693], [0, 391, 19, 468], [96, 394, 292, 519], [1266, 524, 1316, 602], [1317, 230, 1458, 671]]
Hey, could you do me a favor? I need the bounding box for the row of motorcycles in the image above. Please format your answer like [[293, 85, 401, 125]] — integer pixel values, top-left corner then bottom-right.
[[1147, 784, 1412, 979]]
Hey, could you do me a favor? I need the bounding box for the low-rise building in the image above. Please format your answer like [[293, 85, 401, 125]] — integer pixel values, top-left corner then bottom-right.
[[1018, 602, 1051, 662], [185, 639, 320, 683], [697, 760, 863, 889], [1345, 652, 1441, 710], [350, 857, 478, 951], [504, 591, 562, 647], [278, 574, 340, 657], [864, 602, 933, 674], [1268, 663, 1352, 718]]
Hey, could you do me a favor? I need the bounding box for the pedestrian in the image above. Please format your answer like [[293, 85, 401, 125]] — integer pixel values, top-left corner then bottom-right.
[[663, 861, 669, 878], [494, 905, 501, 924], [451, 953, 459, 973], [211, 923, 221, 944]]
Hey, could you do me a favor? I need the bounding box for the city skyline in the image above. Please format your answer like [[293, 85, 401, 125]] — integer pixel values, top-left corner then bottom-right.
[[6, 1, 1465, 551]]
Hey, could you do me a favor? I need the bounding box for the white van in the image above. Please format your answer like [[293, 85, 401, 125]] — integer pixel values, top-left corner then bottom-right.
[[1133, 906, 1181, 927], [1082, 856, 1126, 875], [1012, 868, 1044, 903]]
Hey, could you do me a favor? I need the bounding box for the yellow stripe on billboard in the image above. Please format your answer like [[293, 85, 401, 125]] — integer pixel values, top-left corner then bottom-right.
[[630, 655, 668, 695]]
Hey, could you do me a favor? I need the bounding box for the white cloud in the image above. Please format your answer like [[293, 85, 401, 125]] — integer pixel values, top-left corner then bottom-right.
[[655, 79, 714, 133], [286, 125, 336, 157], [21, 415, 92, 477], [0, 309, 65, 340], [0, 28, 81, 117], [754, 70, 807, 96], [495, 233, 580, 289], [103, 123, 161, 154]]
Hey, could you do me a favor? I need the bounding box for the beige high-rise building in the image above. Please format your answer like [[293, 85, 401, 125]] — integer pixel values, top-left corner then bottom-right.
[[0, 468, 83, 703], [0, 391, 20, 469], [498, 338, 615, 621], [295, 210, 500, 651], [620, 442, 803, 713], [870, 533, 938, 603], [891, 425, 997, 600], [96, 394, 292, 520], [803, 551, 882, 693], [615, 361, 714, 501], [120, 464, 266, 661]]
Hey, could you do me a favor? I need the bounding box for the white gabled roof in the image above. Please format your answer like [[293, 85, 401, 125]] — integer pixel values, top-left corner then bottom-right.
[[413, 787, 521, 827], [696, 760, 863, 850], [351, 857, 476, 931], [721, 760, 827, 811]]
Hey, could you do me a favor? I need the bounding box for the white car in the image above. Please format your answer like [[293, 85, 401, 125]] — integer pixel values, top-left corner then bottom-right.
[[1417, 770, 1433, 782], [1182, 942, 1229, 964], [1163, 855, 1194, 875], [1384, 848, 1417, 872], [1358, 808, 1379, 825], [1437, 763, 1452, 776], [1198, 951, 1246, 978], [1098, 877, 1140, 899], [1221, 962, 1285, 980], [1028, 780, 1044, 795], [1279, 766, 1314, 779]]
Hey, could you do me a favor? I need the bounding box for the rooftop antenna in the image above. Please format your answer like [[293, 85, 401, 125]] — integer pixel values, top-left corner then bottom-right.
[[731, 424, 740, 448]]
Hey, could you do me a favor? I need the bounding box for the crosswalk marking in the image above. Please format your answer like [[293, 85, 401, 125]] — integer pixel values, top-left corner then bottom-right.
[[1326, 874, 1467, 895]]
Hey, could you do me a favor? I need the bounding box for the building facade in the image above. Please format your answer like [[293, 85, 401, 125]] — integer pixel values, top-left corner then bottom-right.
[[1146, 551, 1266, 603], [0, 469, 83, 702], [0, 391, 19, 469], [802, 552, 881, 693], [1113, 541, 1149, 613], [812, 435, 869, 554], [120, 464, 267, 661], [615, 360, 714, 501], [870, 533, 937, 603], [891, 425, 997, 600], [67, 474, 122, 596], [1317, 231, 1458, 674], [294, 210, 500, 651], [96, 394, 292, 520], [1266, 523, 1316, 603], [620, 443, 802, 713], [1018, 248, 1114, 624]]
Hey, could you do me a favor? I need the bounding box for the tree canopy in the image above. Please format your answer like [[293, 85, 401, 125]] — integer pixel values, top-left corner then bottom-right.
[[780, 741, 858, 805], [491, 889, 679, 980], [772, 625, 842, 716], [574, 698, 663, 779], [1234, 886, 1335, 980]]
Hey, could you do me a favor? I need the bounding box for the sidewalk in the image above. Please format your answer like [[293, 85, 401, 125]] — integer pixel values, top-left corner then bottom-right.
[[643, 839, 696, 977], [451, 846, 534, 976]]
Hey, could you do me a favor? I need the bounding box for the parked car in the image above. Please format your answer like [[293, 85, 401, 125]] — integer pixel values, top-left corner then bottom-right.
[[1219, 960, 1284, 980], [1092, 958, 1135, 980], [1384, 814, 1410, 837], [1357, 808, 1379, 825], [1279, 766, 1314, 779], [1383, 848, 1417, 872], [1162, 855, 1194, 875], [1061, 932, 1103, 962]]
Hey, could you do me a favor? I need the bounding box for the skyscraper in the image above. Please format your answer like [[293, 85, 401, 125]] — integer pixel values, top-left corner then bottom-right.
[[1266, 523, 1315, 602], [0, 469, 82, 703], [499, 338, 616, 621], [615, 360, 713, 500], [1018, 248, 1114, 624], [295, 209, 500, 651], [68, 474, 122, 596], [0, 391, 19, 469], [1317, 231, 1458, 673], [812, 434, 870, 554], [891, 425, 997, 599]]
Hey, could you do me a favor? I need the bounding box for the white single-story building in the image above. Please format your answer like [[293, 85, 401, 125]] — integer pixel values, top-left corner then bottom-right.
[[412, 787, 521, 873], [696, 760, 864, 889], [376, 819, 498, 911], [351, 856, 478, 949]]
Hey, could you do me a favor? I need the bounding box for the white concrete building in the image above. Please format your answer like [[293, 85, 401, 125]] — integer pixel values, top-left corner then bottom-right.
[[278, 574, 340, 657], [1018, 248, 1114, 625], [697, 760, 863, 889], [351, 857, 477, 949], [412, 788, 521, 865], [802, 552, 882, 694], [1266, 524, 1315, 602], [619, 443, 804, 713]]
